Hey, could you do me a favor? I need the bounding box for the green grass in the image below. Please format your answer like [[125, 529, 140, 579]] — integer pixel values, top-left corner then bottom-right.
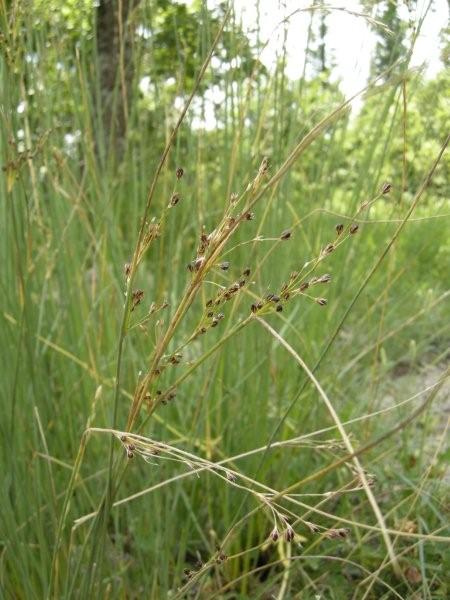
[[1, 1, 449, 598]]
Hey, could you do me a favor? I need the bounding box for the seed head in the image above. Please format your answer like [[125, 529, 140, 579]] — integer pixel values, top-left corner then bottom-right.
[[176, 167, 184, 179], [124, 263, 131, 278], [220, 261, 230, 271], [270, 527, 279, 542], [284, 525, 295, 542], [335, 223, 344, 235], [131, 289, 144, 310], [305, 521, 320, 533], [258, 156, 270, 176], [243, 268, 251, 277], [280, 229, 291, 240], [189, 256, 205, 271], [299, 282, 309, 292], [244, 211, 254, 221], [316, 297, 327, 306], [317, 273, 332, 284], [169, 353, 182, 365], [169, 192, 180, 207], [381, 181, 392, 194], [325, 527, 349, 540], [324, 243, 335, 254], [349, 224, 359, 234], [276, 304, 283, 312]]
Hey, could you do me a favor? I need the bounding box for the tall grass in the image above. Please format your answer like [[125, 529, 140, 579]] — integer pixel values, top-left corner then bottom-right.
[[1, 1, 449, 598]]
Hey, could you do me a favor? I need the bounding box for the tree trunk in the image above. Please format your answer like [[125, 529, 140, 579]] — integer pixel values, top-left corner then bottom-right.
[[96, 0, 138, 161]]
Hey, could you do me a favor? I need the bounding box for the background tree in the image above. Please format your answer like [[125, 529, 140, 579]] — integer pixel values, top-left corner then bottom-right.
[[96, 0, 140, 160], [305, 1, 334, 78], [364, 0, 415, 77]]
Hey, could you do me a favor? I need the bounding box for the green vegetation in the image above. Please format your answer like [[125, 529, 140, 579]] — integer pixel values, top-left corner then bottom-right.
[[1, 1, 449, 598]]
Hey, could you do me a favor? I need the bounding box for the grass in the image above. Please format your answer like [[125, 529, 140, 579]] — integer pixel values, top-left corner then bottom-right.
[[1, 1, 449, 598]]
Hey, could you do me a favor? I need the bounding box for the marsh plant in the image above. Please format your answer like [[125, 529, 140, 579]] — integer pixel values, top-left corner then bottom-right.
[[2, 1, 450, 598]]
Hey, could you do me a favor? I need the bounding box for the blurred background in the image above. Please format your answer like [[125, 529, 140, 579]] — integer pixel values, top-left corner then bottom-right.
[[1, 0, 449, 597]]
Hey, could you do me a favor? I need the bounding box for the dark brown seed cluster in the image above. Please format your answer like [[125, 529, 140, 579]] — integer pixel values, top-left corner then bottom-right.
[[316, 273, 331, 284], [349, 224, 359, 234], [148, 300, 169, 315], [131, 289, 144, 311], [381, 181, 392, 194], [258, 156, 270, 176], [266, 293, 280, 302], [206, 269, 249, 308], [325, 527, 349, 540], [216, 548, 228, 564], [197, 228, 210, 255], [120, 436, 136, 459], [143, 222, 161, 245], [284, 525, 295, 542], [187, 256, 205, 272], [160, 388, 176, 405], [124, 262, 131, 278], [211, 313, 224, 328], [195, 309, 225, 337], [335, 223, 344, 235], [294, 273, 332, 306], [226, 471, 237, 483], [176, 167, 184, 179], [280, 229, 291, 240], [169, 192, 180, 207], [305, 521, 321, 533], [168, 353, 182, 365]]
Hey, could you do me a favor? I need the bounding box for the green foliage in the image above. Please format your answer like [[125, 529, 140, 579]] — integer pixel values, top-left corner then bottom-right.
[[365, 0, 414, 77], [34, 0, 93, 34]]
